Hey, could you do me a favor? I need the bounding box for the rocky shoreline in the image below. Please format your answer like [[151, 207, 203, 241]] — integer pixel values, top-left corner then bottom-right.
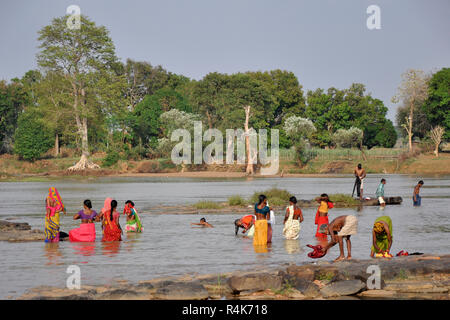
[[18, 254, 450, 300], [0, 220, 45, 242]]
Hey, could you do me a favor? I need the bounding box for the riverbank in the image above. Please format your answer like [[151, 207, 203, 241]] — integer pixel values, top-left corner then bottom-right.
[[1, 152, 450, 181], [17, 254, 450, 300]]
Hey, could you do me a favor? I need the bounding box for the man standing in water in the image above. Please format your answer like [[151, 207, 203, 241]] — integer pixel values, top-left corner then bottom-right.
[[413, 180, 424, 206], [354, 164, 366, 200]]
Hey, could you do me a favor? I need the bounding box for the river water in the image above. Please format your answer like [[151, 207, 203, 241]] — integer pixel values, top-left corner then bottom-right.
[[0, 174, 449, 299]]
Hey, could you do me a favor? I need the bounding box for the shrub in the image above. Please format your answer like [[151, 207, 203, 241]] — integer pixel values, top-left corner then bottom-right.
[[14, 112, 53, 161], [102, 149, 120, 167], [250, 188, 293, 206], [228, 195, 247, 206], [194, 201, 223, 210]]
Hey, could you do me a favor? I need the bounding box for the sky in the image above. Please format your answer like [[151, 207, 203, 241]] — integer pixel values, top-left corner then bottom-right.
[[0, 0, 449, 121]]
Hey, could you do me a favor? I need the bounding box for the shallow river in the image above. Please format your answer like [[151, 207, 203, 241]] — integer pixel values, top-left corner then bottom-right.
[[0, 174, 449, 299]]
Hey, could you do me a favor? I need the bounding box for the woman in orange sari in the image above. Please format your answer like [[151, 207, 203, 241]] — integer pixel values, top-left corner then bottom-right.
[[100, 198, 122, 241]]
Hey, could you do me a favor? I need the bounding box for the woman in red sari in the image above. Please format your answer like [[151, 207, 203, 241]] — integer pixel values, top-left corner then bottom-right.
[[101, 198, 122, 241]]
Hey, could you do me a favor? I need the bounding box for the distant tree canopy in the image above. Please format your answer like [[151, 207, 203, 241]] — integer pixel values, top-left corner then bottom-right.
[[305, 84, 397, 148], [421, 68, 450, 140], [1, 13, 424, 166]]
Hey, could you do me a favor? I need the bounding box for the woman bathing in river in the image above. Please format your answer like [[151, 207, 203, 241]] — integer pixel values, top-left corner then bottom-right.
[[253, 194, 273, 245], [68, 199, 98, 242], [100, 198, 122, 241], [235, 215, 255, 236], [314, 194, 333, 238], [282, 196, 303, 240], [123, 200, 143, 233], [44, 187, 66, 243], [371, 216, 393, 257]]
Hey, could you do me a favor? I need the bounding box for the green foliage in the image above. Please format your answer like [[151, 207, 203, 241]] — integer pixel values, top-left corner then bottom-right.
[[102, 149, 120, 167], [193, 201, 223, 210], [0, 80, 30, 153], [332, 127, 363, 148], [316, 272, 335, 281], [129, 88, 192, 148], [328, 194, 360, 206], [228, 195, 247, 206], [422, 68, 450, 139], [14, 112, 53, 161], [250, 188, 293, 206]]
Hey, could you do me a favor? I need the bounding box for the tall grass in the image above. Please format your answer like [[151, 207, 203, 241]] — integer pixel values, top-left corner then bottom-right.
[[249, 188, 293, 206], [228, 195, 247, 206], [194, 201, 223, 210]]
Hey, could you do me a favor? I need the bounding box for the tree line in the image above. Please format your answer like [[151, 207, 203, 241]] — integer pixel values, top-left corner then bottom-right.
[[0, 15, 448, 168]]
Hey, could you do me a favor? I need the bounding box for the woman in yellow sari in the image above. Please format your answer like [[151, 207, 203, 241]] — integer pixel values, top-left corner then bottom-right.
[[253, 195, 271, 246], [44, 187, 66, 242]]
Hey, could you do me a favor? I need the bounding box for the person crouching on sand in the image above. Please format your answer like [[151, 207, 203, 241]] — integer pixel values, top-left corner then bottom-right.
[[320, 215, 358, 262], [191, 217, 213, 228]]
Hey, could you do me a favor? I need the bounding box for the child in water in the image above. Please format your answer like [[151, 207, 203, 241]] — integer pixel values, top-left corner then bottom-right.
[[191, 218, 213, 228]]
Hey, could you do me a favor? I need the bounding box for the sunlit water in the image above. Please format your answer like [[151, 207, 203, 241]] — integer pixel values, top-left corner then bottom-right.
[[0, 174, 449, 299]]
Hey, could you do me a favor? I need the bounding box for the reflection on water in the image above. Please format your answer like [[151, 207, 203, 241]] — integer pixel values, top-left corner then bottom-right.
[[101, 241, 121, 257], [284, 240, 301, 254], [72, 242, 96, 257], [0, 174, 449, 298], [44, 243, 63, 265]]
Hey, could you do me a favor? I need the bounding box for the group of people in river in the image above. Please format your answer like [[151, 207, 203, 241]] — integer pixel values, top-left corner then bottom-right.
[[234, 192, 395, 261], [44, 187, 143, 243], [233, 169, 425, 261], [43, 166, 425, 262]]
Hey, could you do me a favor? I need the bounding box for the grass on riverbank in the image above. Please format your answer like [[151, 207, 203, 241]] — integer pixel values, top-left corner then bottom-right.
[[193, 201, 224, 210], [195, 188, 360, 210]]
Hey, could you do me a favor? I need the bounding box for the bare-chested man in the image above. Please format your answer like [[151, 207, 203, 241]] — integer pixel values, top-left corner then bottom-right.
[[321, 215, 359, 261], [413, 180, 424, 206], [354, 164, 366, 200]]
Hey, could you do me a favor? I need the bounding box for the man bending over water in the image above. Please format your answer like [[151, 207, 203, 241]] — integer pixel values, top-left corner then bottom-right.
[[321, 215, 359, 261]]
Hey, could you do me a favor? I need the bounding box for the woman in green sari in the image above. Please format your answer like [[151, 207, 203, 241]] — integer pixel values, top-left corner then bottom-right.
[[123, 200, 143, 233], [370, 216, 393, 257]]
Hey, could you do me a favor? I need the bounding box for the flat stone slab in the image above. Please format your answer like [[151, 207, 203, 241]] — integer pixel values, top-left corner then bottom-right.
[[228, 272, 282, 293], [320, 280, 366, 297], [154, 282, 209, 300]]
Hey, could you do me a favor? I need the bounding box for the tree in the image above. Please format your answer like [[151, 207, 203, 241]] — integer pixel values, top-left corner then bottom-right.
[[422, 68, 450, 140], [392, 69, 429, 152], [332, 127, 363, 148], [37, 15, 122, 170], [14, 111, 53, 161], [0, 80, 29, 153], [129, 88, 192, 149], [429, 126, 445, 157], [284, 116, 316, 164]]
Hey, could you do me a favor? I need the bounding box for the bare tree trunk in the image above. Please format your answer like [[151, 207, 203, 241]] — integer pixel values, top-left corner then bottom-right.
[[408, 103, 414, 152], [244, 105, 254, 175], [54, 133, 59, 157], [68, 86, 99, 171]]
